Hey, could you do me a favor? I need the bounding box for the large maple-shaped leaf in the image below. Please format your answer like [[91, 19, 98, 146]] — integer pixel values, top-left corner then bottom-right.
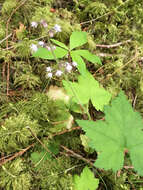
[[73, 166, 99, 190], [63, 71, 111, 111], [77, 91, 143, 175]]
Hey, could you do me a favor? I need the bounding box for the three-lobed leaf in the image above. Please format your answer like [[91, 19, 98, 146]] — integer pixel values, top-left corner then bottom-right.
[[73, 166, 99, 190], [77, 91, 143, 175], [63, 71, 111, 111]]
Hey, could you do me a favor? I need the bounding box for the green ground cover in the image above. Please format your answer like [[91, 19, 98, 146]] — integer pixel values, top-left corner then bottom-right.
[[0, 0, 143, 189]]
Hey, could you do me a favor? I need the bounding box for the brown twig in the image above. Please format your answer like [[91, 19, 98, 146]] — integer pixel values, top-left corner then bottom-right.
[[26, 126, 57, 159], [61, 145, 95, 167], [96, 53, 126, 57], [103, 53, 140, 82], [0, 33, 12, 45], [0, 144, 34, 167], [96, 40, 131, 48], [80, 0, 129, 26], [6, 62, 10, 96], [0, 126, 81, 166], [5, 0, 28, 96], [5, 0, 28, 47], [49, 126, 81, 138], [80, 11, 112, 25]]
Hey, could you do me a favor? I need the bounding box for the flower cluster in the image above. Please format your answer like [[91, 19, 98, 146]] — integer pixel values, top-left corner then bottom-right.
[[31, 20, 48, 28], [30, 41, 45, 52], [30, 20, 77, 80], [30, 41, 57, 53], [30, 44, 38, 52], [30, 22, 61, 53], [30, 20, 61, 36], [46, 61, 77, 79]]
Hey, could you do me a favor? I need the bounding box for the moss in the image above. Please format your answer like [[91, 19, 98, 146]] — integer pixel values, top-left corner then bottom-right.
[[0, 159, 32, 190], [1, 0, 17, 16], [1, 0, 143, 189]]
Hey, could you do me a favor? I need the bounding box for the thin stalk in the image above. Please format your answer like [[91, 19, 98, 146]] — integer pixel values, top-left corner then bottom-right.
[[47, 37, 91, 120]]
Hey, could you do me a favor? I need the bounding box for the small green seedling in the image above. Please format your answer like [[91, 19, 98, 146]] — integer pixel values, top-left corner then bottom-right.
[[32, 31, 101, 74]]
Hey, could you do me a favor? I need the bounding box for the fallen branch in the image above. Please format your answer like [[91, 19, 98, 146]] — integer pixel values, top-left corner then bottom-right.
[[0, 33, 12, 44], [96, 53, 126, 57], [96, 40, 131, 48], [103, 52, 140, 81], [0, 144, 34, 167], [5, 0, 28, 96], [61, 145, 95, 167], [49, 126, 81, 138], [26, 126, 57, 159]]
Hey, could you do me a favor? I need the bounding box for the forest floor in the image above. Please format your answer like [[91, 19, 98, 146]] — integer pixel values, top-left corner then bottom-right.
[[0, 0, 143, 189]]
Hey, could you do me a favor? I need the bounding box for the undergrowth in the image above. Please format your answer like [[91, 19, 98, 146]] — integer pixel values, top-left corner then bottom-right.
[[1, 0, 143, 189]]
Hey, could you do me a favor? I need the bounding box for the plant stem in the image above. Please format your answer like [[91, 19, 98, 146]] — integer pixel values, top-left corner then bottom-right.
[[47, 37, 91, 120]]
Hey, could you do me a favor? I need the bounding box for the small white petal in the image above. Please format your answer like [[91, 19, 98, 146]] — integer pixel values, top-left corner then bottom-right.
[[52, 45, 56, 50], [49, 30, 54, 37], [38, 41, 44, 47], [40, 20, 48, 28], [31, 21, 38, 28], [30, 44, 38, 52], [47, 72, 52, 78], [46, 67, 52, 72], [46, 46, 51, 51], [46, 45, 56, 51], [43, 22, 48, 28], [72, 61, 77, 67], [55, 70, 63, 77], [53, 24, 61, 33], [66, 64, 72, 72]]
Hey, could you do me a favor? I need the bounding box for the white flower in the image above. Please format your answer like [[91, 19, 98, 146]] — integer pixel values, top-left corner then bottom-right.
[[49, 30, 54, 37], [46, 66, 52, 72], [72, 61, 77, 67], [52, 45, 56, 50], [55, 70, 63, 77], [64, 62, 70, 66], [46, 45, 56, 51], [43, 22, 48, 28], [66, 64, 72, 72], [53, 24, 61, 33], [38, 41, 44, 47], [46, 46, 51, 51], [31, 21, 38, 28], [40, 20, 48, 28], [46, 72, 52, 78], [30, 44, 38, 52]]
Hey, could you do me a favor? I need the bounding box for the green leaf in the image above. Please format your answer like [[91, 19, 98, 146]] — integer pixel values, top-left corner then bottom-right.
[[73, 50, 102, 65], [70, 31, 87, 50], [63, 71, 111, 111], [77, 91, 143, 175], [31, 151, 51, 164], [73, 166, 99, 190], [71, 51, 87, 75], [32, 47, 68, 60], [50, 39, 69, 50], [30, 142, 59, 168]]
